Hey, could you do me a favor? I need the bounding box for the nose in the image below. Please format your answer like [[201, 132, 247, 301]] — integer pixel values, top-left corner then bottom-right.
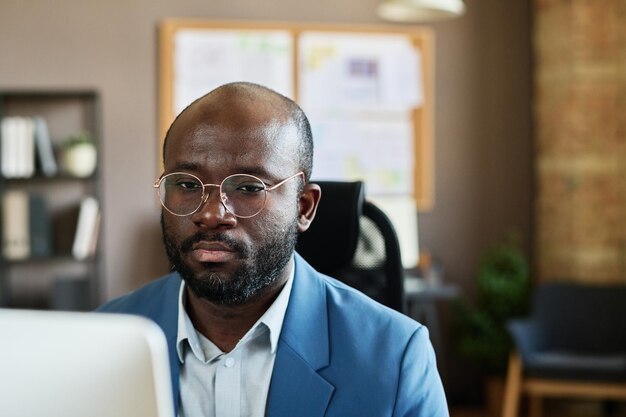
[[191, 185, 237, 229]]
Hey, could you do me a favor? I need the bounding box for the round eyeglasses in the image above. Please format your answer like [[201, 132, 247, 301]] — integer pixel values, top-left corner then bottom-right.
[[153, 171, 305, 218]]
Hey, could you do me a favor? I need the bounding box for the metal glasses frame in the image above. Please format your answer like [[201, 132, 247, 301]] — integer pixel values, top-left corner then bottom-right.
[[153, 171, 305, 218]]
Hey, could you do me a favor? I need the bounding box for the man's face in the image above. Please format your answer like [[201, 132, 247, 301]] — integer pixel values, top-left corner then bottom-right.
[[160, 96, 303, 305]]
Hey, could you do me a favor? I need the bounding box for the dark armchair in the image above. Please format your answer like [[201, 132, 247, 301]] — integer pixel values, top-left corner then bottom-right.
[[502, 282, 626, 417], [295, 181, 404, 312]]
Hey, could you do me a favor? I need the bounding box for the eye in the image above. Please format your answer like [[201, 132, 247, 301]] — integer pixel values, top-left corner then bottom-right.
[[236, 182, 265, 193], [177, 180, 202, 190], [222, 175, 267, 196], [163, 175, 202, 192]]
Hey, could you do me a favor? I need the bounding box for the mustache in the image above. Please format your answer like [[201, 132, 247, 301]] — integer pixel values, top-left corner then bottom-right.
[[180, 231, 246, 255]]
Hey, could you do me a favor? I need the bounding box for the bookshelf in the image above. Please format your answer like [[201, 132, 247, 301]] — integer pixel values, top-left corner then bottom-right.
[[0, 91, 103, 310]]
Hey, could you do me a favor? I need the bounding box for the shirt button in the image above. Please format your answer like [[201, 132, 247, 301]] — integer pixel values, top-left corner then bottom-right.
[[224, 357, 235, 368]]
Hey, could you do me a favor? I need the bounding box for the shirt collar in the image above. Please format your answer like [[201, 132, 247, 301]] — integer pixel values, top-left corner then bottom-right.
[[256, 260, 294, 354], [176, 258, 295, 362]]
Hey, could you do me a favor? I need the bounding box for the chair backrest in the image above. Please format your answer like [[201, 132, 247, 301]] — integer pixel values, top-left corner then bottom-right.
[[533, 282, 626, 353], [295, 181, 405, 312], [295, 181, 364, 275]]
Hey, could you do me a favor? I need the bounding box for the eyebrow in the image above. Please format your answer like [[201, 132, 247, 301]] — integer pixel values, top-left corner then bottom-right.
[[171, 161, 201, 172], [237, 167, 276, 180]]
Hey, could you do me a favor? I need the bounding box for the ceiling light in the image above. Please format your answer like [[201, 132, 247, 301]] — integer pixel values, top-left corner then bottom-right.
[[377, 0, 466, 22]]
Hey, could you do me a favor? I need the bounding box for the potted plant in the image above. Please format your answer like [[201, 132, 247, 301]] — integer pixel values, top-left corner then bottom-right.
[[453, 233, 530, 415], [61, 131, 97, 178]]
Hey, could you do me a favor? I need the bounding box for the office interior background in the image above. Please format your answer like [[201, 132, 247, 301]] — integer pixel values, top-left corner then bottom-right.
[[2, 0, 625, 414]]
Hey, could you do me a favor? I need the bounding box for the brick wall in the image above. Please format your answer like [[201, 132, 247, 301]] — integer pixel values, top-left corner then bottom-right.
[[535, 0, 626, 283]]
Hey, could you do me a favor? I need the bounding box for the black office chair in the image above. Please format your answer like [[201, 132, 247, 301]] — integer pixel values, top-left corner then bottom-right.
[[295, 181, 405, 312]]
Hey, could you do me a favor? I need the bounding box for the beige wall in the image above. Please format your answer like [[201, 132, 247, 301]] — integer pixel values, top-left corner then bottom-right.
[[0, 0, 531, 311]]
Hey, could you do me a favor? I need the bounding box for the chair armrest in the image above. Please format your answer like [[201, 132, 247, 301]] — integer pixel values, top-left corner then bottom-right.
[[507, 318, 545, 362]]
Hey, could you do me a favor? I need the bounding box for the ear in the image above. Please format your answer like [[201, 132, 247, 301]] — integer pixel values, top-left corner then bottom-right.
[[297, 183, 321, 233]]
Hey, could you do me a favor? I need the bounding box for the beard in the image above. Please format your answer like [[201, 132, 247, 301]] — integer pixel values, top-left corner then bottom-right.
[[161, 213, 298, 306]]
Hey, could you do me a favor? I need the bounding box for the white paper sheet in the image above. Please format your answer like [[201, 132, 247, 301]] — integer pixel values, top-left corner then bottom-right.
[[174, 29, 294, 115], [367, 195, 419, 269], [298, 31, 423, 198], [298, 32, 423, 112], [309, 109, 414, 196]]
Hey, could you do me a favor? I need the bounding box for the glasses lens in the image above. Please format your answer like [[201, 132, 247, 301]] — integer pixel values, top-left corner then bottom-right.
[[159, 173, 203, 216], [221, 174, 267, 217]]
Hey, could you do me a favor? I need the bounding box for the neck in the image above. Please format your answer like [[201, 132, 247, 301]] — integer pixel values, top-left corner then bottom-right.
[[184, 261, 292, 352]]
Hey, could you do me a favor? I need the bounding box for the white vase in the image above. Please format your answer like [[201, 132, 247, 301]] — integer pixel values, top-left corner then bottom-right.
[[63, 143, 97, 178]]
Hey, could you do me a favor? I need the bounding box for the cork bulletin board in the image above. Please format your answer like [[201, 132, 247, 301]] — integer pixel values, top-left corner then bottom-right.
[[158, 19, 435, 210]]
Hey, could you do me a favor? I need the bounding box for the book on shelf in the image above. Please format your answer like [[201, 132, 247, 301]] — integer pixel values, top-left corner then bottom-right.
[[1, 117, 20, 178], [2, 190, 30, 260], [1, 116, 58, 178], [1, 192, 53, 260], [20, 117, 35, 178], [33, 116, 58, 177], [1, 117, 19, 178], [29, 194, 52, 258], [0, 116, 36, 178], [72, 196, 100, 260]]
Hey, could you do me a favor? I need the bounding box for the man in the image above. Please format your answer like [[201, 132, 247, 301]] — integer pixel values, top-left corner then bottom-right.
[[98, 82, 448, 417]]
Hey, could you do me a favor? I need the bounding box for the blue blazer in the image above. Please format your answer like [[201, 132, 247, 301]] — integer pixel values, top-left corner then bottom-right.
[[98, 253, 448, 417]]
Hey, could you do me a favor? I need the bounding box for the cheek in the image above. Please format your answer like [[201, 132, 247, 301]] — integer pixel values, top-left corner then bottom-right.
[[162, 213, 188, 243], [254, 202, 299, 236]]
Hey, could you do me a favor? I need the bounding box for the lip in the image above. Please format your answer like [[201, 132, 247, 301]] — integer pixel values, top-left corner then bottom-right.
[[190, 241, 237, 263]]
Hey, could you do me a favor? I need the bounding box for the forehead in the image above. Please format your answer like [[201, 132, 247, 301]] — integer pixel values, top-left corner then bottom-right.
[[164, 95, 300, 178]]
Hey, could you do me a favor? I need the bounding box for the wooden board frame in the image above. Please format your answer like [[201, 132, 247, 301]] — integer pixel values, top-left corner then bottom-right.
[[158, 19, 435, 210]]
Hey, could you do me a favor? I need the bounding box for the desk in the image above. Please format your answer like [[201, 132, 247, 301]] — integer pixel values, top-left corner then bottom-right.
[[403, 276, 460, 362]]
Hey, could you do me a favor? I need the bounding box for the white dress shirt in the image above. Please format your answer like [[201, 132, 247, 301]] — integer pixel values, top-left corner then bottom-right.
[[176, 262, 294, 417]]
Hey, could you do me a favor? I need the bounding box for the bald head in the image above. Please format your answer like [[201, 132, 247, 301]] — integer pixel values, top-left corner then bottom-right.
[[163, 82, 314, 180]]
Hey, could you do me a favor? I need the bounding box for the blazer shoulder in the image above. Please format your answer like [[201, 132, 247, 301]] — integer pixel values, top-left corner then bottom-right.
[[292, 254, 420, 339], [321, 272, 421, 339], [97, 273, 181, 316]]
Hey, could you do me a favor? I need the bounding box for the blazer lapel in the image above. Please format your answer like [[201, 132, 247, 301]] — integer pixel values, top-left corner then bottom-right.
[[145, 274, 182, 416], [266, 254, 334, 417], [266, 344, 334, 417]]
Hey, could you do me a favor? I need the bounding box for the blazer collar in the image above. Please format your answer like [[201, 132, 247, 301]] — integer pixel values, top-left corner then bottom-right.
[[266, 253, 334, 417], [278, 253, 330, 369]]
